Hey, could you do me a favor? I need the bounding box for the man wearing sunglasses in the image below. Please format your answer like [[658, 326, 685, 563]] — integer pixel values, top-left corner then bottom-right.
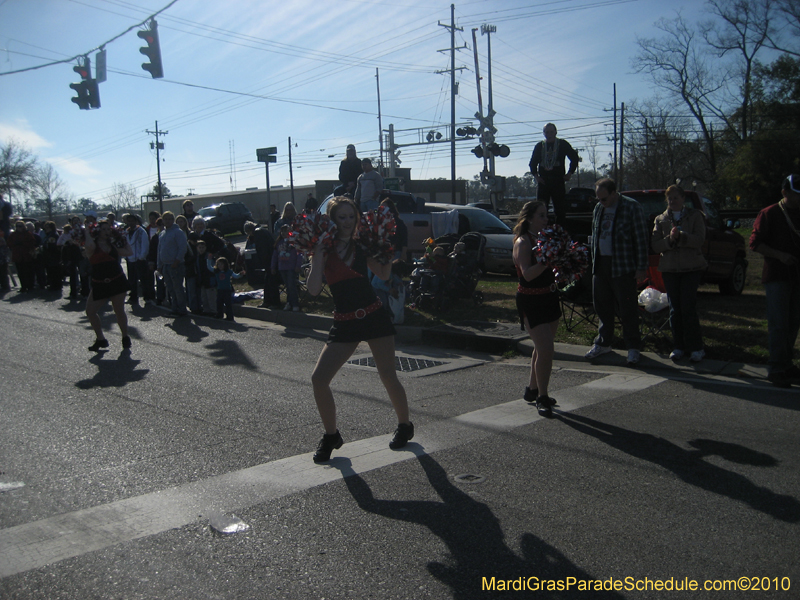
[[750, 175, 800, 387]]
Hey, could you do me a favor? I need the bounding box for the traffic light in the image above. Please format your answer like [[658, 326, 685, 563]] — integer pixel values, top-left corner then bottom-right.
[[86, 79, 101, 109], [138, 19, 164, 79], [472, 144, 485, 158], [70, 59, 92, 110]]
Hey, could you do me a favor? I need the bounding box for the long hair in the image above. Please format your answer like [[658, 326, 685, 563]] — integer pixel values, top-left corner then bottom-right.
[[281, 202, 297, 220], [327, 196, 360, 262], [512, 201, 545, 240]]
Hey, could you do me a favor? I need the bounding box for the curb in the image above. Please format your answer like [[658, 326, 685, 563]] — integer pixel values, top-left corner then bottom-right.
[[234, 304, 775, 385]]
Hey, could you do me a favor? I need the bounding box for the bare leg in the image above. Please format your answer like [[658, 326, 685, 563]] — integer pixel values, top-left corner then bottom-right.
[[311, 341, 359, 434], [366, 335, 410, 424], [109, 293, 129, 336], [85, 292, 107, 340], [524, 318, 559, 397]]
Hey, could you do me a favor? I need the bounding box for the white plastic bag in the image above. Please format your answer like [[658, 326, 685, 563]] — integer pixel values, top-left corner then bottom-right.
[[638, 287, 669, 313], [388, 285, 405, 324]]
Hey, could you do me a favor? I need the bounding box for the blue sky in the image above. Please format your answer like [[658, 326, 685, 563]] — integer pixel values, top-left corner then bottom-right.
[[1, 0, 704, 204]]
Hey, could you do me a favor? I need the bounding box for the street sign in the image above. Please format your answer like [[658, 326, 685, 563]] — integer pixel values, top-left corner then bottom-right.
[[256, 147, 277, 162], [384, 177, 401, 191]]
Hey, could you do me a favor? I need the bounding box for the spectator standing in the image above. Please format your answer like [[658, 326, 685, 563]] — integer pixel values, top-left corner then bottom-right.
[[528, 123, 579, 225], [750, 175, 800, 387], [0, 233, 10, 294], [335, 144, 362, 196], [0, 193, 11, 240], [41, 221, 62, 292], [271, 224, 303, 311], [125, 214, 150, 306], [273, 202, 297, 236], [157, 211, 188, 317], [181, 199, 198, 224], [177, 215, 200, 314], [651, 185, 707, 363], [585, 177, 649, 365], [243, 221, 274, 290], [58, 223, 83, 299], [354, 158, 383, 212], [189, 216, 225, 258], [195, 240, 217, 315], [143, 211, 160, 303], [269, 204, 280, 232], [305, 193, 318, 213], [8, 220, 37, 293], [211, 256, 244, 321]]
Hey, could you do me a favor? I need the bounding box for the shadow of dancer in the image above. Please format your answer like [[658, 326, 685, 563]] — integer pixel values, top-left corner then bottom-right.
[[557, 412, 800, 523], [76, 349, 149, 389], [334, 452, 624, 600]]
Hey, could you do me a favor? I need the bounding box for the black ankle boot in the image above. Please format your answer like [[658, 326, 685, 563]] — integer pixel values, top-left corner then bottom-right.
[[88, 338, 109, 352], [313, 430, 343, 463], [524, 386, 538, 403], [389, 422, 414, 449]]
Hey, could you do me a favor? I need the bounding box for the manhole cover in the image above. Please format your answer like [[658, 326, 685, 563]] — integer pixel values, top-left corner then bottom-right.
[[347, 356, 446, 372]]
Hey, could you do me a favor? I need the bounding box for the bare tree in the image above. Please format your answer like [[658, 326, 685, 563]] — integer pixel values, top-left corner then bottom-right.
[[104, 182, 139, 214], [0, 139, 38, 208], [30, 163, 69, 218], [701, 0, 778, 141], [632, 12, 726, 174]]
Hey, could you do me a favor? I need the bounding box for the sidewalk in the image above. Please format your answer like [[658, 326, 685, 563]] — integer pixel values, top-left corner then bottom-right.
[[234, 304, 775, 386]]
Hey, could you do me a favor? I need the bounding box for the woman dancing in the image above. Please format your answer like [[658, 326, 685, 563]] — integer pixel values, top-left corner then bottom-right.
[[306, 196, 413, 462], [512, 201, 562, 417], [85, 219, 133, 351]]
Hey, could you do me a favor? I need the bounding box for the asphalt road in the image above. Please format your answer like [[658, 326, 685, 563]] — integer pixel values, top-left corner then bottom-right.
[[0, 292, 798, 599]]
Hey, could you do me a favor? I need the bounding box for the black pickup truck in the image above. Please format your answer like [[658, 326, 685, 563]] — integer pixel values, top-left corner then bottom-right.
[[561, 189, 748, 295]]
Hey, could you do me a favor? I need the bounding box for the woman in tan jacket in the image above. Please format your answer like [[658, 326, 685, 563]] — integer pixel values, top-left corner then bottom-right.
[[651, 185, 708, 362]]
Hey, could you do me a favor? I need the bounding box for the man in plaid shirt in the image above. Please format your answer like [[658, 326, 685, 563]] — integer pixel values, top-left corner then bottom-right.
[[585, 177, 649, 365]]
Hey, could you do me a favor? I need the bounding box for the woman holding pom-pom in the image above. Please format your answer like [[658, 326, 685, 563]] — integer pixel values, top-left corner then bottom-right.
[[512, 201, 561, 417], [305, 196, 413, 463]]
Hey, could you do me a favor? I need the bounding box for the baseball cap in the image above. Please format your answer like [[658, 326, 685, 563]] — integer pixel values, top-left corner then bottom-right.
[[785, 175, 800, 193]]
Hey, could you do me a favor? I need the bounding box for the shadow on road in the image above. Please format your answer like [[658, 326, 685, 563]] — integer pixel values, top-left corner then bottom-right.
[[205, 339, 257, 370], [333, 452, 623, 600], [557, 411, 800, 523], [75, 349, 150, 389]]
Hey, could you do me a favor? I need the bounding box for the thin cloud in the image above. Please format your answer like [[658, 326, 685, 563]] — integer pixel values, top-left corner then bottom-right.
[[0, 120, 53, 150]]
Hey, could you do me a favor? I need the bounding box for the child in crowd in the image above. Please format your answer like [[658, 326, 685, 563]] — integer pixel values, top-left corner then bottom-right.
[[196, 240, 217, 315], [271, 224, 303, 311], [210, 255, 244, 321]]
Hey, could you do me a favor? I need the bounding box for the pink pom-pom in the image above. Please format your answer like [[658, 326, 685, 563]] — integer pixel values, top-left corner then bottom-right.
[[288, 211, 337, 253], [355, 205, 396, 264], [533, 224, 588, 285]]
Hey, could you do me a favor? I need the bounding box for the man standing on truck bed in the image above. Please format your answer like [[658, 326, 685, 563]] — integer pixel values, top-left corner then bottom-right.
[[335, 144, 363, 197], [750, 174, 800, 388], [528, 123, 580, 226]]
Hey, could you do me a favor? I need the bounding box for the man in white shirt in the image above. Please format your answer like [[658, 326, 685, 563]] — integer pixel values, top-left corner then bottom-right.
[[355, 158, 384, 212]]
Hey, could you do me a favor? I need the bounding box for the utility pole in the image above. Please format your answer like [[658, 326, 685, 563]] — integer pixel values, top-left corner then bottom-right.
[[146, 120, 168, 214], [619, 102, 625, 190], [481, 24, 496, 178], [288, 137, 295, 203], [376, 68, 384, 175], [612, 84, 618, 180], [438, 4, 465, 202]]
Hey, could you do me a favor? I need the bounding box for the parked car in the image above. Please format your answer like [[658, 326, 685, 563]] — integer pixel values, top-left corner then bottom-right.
[[197, 202, 252, 235], [426, 203, 515, 274], [467, 201, 510, 216], [318, 194, 515, 273], [623, 189, 748, 295]]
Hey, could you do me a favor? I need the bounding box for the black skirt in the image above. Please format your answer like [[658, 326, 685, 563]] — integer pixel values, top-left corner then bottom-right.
[[91, 261, 128, 301], [327, 305, 396, 344], [516, 291, 561, 330]]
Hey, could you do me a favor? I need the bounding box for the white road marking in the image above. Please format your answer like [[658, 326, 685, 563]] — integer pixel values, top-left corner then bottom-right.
[[0, 373, 664, 579]]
